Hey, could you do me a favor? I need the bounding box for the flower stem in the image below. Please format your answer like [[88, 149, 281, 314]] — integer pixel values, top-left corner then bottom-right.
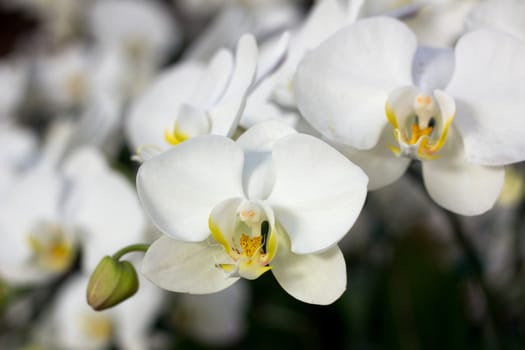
[[112, 244, 150, 261]]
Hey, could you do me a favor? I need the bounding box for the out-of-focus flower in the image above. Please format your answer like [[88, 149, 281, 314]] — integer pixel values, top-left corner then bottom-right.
[[0, 60, 28, 120], [87, 0, 180, 68], [465, 0, 525, 42], [402, 0, 479, 47], [242, 0, 362, 130], [358, 0, 479, 47], [61, 146, 146, 272], [34, 272, 163, 350], [0, 122, 145, 285], [126, 33, 288, 156], [174, 280, 250, 346], [0, 123, 37, 195], [180, 0, 300, 61], [138, 121, 368, 304], [33, 45, 93, 111], [295, 17, 525, 215], [0, 122, 75, 285]]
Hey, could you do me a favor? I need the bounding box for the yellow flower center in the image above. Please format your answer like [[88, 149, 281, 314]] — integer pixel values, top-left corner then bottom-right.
[[80, 314, 113, 342], [209, 202, 277, 280], [386, 93, 454, 161], [27, 224, 75, 273]]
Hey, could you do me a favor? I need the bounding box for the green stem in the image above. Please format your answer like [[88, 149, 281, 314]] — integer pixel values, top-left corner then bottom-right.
[[112, 244, 150, 261]]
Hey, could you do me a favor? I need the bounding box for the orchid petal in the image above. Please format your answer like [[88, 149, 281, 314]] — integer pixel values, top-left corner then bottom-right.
[[188, 49, 233, 108], [385, 85, 419, 128], [208, 197, 245, 249], [252, 32, 289, 91], [126, 62, 204, 150], [266, 134, 368, 254], [271, 230, 346, 305], [88, 0, 178, 63], [210, 34, 258, 137], [142, 235, 239, 294], [412, 47, 455, 93], [445, 29, 525, 165], [294, 17, 416, 150], [422, 129, 505, 215], [465, 0, 525, 43], [172, 104, 211, 141], [63, 149, 146, 272], [405, 1, 478, 47], [137, 136, 244, 242], [236, 121, 297, 200], [332, 127, 411, 190]]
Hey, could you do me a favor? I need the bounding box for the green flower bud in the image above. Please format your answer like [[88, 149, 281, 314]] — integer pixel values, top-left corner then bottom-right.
[[86, 256, 139, 311]]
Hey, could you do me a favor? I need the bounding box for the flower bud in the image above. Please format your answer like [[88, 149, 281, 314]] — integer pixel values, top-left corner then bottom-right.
[[86, 256, 139, 311]]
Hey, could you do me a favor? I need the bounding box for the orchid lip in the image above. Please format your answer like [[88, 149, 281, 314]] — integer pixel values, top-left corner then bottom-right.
[[209, 200, 277, 280], [386, 90, 455, 161]]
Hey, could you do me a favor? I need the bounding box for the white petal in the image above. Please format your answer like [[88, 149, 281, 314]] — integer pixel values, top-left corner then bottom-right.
[[294, 0, 361, 51], [113, 270, 165, 350], [137, 136, 244, 242], [126, 62, 205, 150], [0, 165, 62, 277], [386, 85, 420, 127], [188, 49, 233, 108], [465, 0, 525, 43], [405, 2, 478, 47], [266, 134, 368, 254], [0, 124, 37, 168], [332, 127, 411, 190], [412, 47, 455, 93], [445, 29, 525, 165], [209, 34, 258, 137], [61, 146, 107, 181], [175, 104, 211, 138], [50, 274, 112, 349], [237, 121, 297, 200], [252, 32, 289, 90], [208, 197, 245, 245], [294, 17, 416, 150], [88, 0, 179, 63], [422, 129, 505, 216], [183, 5, 251, 62], [63, 151, 146, 272], [142, 235, 239, 294], [271, 234, 346, 305]]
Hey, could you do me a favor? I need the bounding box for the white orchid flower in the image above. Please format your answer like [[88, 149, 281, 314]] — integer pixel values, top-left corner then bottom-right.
[[61, 147, 147, 272], [34, 45, 93, 110], [138, 121, 368, 305], [126, 32, 288, 156], [0, 122, 75, 285], [0, 121, 145, 284], [295, 17, 525, 216], [87, 0, 180, 67], [35, 272, 163, 350], [465, 0, 525, 43]]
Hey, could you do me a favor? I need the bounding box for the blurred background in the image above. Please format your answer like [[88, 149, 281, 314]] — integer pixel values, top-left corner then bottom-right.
[[0, 0, 524, 349]]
